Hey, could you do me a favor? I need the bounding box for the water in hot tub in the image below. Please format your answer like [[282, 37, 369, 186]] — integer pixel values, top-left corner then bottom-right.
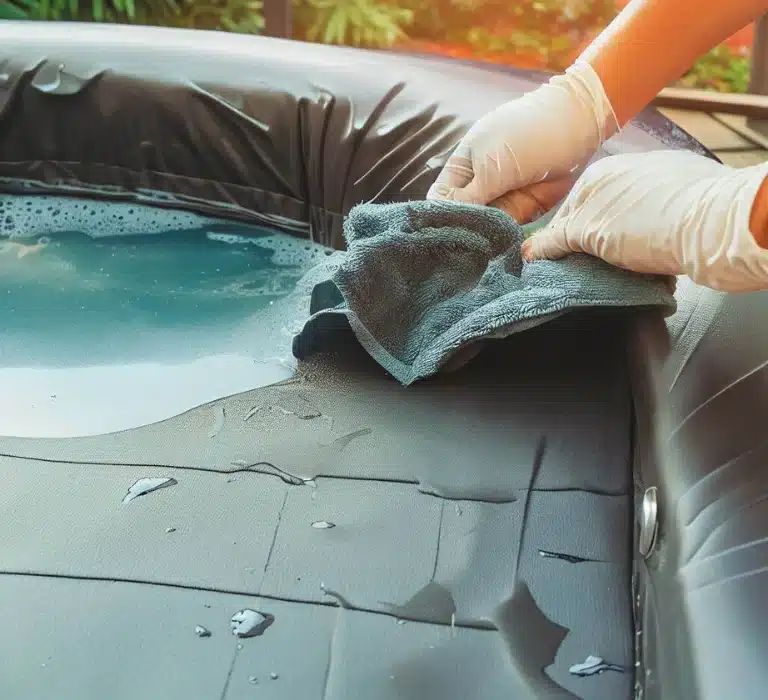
[[0, 195, 341, 438]]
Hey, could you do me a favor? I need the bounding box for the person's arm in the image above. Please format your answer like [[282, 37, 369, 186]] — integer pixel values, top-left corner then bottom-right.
[[750, 179, 768, 249], [428, 0, 768, 243], [517, 0, 768, 255], [581, 0, 768, 128]]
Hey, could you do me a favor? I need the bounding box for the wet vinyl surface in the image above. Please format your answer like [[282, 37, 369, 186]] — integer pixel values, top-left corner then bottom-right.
[[0, 313, 635, 700], [0, 195, 340, 437]]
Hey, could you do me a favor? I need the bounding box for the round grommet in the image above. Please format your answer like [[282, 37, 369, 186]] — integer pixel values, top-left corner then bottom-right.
[[639, 486, 659, 559]]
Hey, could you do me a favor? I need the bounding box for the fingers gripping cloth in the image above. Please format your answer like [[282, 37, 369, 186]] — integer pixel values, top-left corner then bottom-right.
[[427, 60, 620, 204], [524, 154, 768, 293], [292, 201, 676, 386]]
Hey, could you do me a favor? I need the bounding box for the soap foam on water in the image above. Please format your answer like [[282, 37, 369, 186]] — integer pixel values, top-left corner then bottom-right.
[[0, 193, 342, 366], [0, 193, 212, 239], [206, 230, 335, 268], [0, 193, 343, 438]]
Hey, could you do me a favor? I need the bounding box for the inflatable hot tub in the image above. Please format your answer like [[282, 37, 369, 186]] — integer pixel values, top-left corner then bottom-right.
[[0, 21, 766, 700]]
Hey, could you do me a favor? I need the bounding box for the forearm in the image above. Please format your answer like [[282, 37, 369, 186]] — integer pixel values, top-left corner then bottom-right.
[[750, 176, 768, 249], [579, 0, 768, 128]]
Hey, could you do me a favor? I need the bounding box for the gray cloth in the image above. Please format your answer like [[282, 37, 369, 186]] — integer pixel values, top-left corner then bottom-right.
[[292, 200, 676, 385]]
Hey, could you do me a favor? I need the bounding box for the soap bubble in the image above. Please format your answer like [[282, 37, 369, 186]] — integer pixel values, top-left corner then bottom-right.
[[0, 194, 210, 240]]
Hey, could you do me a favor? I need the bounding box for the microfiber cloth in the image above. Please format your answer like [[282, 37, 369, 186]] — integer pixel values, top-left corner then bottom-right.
[[292, 200, 676, 386]]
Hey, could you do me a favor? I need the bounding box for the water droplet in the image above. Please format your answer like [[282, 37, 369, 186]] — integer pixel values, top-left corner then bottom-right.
[[323, 428, 372, 451], [237, 643, 243, 650], [269, 672, 279, 680], [230, 609, 274, 638], [122, 477, 177, 504], [248, 676, 259, 685], [244, 396, 321, 422], [166, 527, 177, 534], [195, 625, 211, 638], [209, 405, 225, 438], [454, 503, 463, 516], [397, 619, 406, 626], [311, 521, 335, 529], [243, 405, 262, 422], [569, 655, 626, 676]]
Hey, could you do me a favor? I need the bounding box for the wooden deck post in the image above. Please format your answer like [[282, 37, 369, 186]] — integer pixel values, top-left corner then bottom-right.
[[262, 0, 292, 39], [748, 14, 768, 137]]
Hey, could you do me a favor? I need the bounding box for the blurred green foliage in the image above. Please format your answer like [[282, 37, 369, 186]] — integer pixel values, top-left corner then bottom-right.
[[0, 0, 36, 18], [293, 0, 412, 48], [0, 0, 611, 50], [0, 0, 753, 92], [0, 0, 264, 31], [0, 0, 410, 42], [682, 45, 751, 93]]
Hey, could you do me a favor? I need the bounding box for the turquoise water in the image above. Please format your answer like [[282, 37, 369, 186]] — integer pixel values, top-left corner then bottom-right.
[[0, 227, 330, 349], [0, 194, 339, 438]]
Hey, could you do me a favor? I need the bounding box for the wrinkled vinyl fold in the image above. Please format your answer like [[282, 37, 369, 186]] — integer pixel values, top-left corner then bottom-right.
[[0, 22, 711, 249]]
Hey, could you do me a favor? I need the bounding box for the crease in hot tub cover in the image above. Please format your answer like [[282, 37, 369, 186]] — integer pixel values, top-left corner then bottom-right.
[[0, 22, 715, 250], [292, 200, 677, 385]]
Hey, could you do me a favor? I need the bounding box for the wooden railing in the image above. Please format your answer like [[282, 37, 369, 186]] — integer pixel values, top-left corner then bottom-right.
[[748, 14, 767, 135], [653, 87, 768, 120], [652, 15, 768, 126], [262, 0, 291, 38]]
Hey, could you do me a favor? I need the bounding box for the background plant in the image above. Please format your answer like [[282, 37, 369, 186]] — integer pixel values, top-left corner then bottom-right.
[[0, 0, 752, 92], [0, 0, 264, 31], [292, 0, 412, 48], [681, 45, 751, 93]]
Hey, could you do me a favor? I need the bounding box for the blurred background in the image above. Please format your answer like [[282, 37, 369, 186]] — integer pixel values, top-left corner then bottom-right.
[[0, 0, 756, 94]]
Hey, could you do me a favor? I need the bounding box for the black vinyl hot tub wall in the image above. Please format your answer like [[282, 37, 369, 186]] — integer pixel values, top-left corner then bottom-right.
[[0, 21, 766, 700], [0, 21, 714, 251], [630, 279, 768, 700]]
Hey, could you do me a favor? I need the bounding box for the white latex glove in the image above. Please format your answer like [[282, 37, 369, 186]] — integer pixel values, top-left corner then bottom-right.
[[521, 149, 768, 292], [426, 60, 619, 208]]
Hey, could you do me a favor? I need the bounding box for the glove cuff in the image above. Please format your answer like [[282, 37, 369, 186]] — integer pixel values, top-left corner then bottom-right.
[[564, 60, 620, 145], [685, 161, 768, 292]]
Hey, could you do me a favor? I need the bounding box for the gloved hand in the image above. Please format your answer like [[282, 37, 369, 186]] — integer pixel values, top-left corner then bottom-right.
[[426, 60, 619, 211], [521, 149, 768, 292]]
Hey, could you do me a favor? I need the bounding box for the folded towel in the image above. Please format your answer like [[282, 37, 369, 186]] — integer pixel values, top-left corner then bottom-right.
[[292, 200, 676, 385]]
